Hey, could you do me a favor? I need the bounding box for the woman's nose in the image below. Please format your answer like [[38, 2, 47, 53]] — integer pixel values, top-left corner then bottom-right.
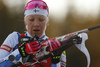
[[33, 20, 39, 26]]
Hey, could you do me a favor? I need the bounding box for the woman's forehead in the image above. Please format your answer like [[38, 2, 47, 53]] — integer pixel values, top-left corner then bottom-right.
[[27, 15, 46, 18]]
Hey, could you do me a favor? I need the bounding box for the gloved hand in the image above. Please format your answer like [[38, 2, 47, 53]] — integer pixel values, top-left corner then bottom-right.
[[25, 40, 41, 54], [35, 38, 62, 60], [18, 40, 41, 65], [18, 40, 41, 57], [45, 39, 62, 64], [48, 38, 62, 51], [51, 54, 61, 64], [48, 39, 62, 64]]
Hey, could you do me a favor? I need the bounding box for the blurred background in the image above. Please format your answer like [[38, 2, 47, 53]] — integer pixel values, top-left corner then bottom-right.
[[0, 0, 100, 67]]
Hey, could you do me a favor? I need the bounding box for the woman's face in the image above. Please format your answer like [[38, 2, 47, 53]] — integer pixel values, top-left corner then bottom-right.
[[24, 15, 49, 37]]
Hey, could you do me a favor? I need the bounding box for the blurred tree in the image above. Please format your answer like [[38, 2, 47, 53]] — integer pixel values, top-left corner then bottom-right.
[[0, 0, 25, 45], [0, 0, 9, 45]]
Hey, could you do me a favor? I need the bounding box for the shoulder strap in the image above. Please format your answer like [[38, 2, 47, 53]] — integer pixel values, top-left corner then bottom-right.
[[13, 33, 26, 51], [20, 34, 26, 37], [18, 34, 26, 48]]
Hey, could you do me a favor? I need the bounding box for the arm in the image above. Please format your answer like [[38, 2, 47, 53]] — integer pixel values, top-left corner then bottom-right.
[[0, 32, 19, 59], [1, 33, 86, 67], [35, 33, 85, 67], [0, 32, 19, 67], [0, 49, 20, 67]]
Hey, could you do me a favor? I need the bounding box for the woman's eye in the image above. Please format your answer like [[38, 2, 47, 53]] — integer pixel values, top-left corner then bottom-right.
[[29, 19, 34, 21], [39, 19, 44, 21]]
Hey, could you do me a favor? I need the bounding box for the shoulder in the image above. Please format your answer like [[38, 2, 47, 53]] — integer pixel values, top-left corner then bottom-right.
[[3, 31, 21, 48], [7, 31, 23, 39], [4, 31, 19, 40], [9, 31, 19, 36]]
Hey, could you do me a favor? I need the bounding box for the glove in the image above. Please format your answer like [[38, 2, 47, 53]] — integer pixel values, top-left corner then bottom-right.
[[42, 39, 62, 64], [51, 54, 61, 64], [35, 38, 62, 60], [48, 38, 62, 51], [18, 40, 41, 65], [49, 39, 62, 63], [19, 40, 41, 57], [25, 40, 41, 54]]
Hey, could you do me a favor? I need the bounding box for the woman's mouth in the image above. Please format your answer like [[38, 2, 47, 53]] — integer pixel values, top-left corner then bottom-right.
[[33, 29, 40, 33]]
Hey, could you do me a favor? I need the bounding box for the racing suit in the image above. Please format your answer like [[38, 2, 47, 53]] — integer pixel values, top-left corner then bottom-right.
[[0, 31, 66, 67]]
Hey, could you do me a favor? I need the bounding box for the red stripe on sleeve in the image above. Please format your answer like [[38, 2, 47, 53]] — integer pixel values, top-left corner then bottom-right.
[[0, 44, 12, 52]]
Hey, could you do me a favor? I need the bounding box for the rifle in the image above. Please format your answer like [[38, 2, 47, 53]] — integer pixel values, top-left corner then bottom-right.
[[32, 25, 100, 67], [0, 25, 100, 67], [21, 25, 100, 67]]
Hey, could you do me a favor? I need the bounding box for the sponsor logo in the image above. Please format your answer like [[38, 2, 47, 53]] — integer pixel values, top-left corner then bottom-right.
[[0, 45, 12, 52], [63, 33, 77, 39]]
